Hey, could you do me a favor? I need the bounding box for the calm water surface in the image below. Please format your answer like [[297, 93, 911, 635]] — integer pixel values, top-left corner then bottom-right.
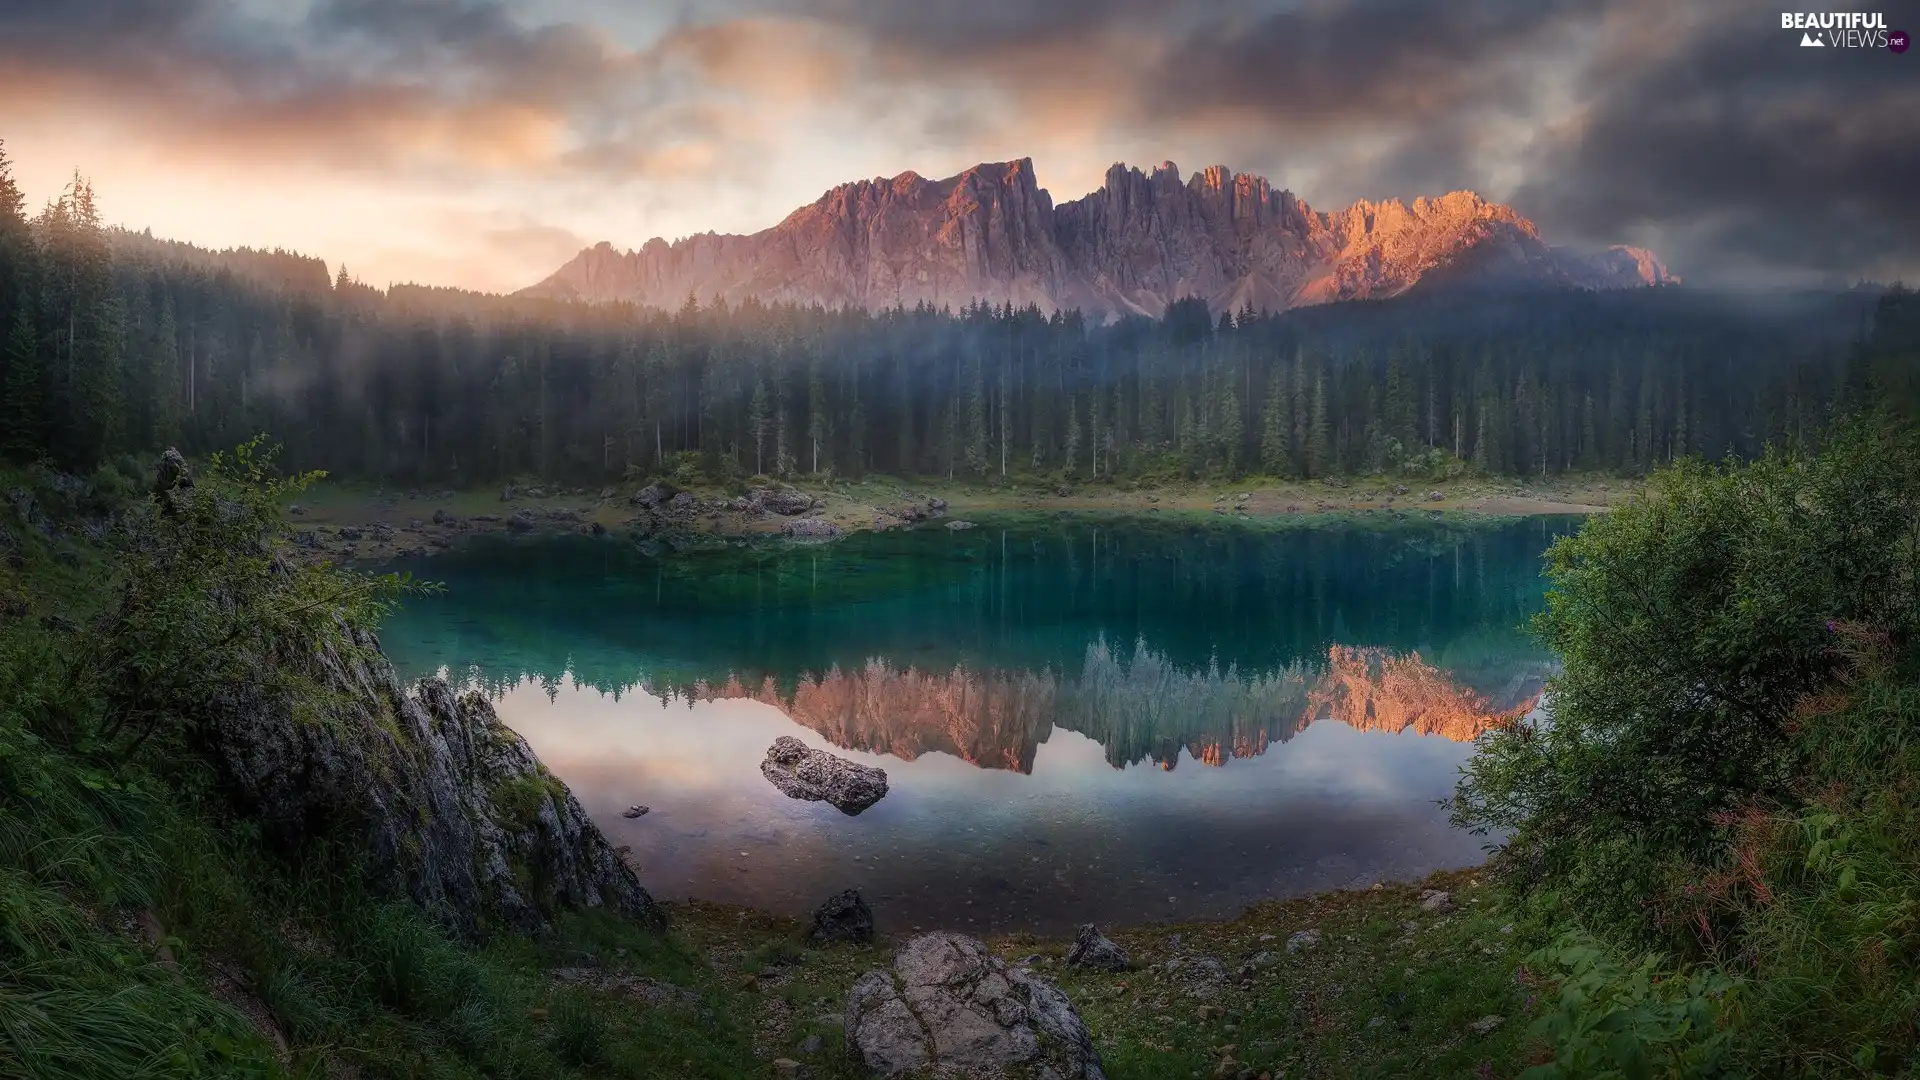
[[375, 514, 1576, 935]]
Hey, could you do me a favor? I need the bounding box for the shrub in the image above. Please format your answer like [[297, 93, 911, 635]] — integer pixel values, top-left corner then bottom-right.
[[1454, 416, 1920, 947]]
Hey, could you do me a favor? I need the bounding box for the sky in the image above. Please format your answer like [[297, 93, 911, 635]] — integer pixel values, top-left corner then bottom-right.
[[0, 0, 1914, 294]]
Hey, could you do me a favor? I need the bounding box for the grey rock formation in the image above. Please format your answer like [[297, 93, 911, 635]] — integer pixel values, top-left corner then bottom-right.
[[757, 489, 816, 516], [760, 736, 888, 815], [203, 629, 662, 939], [810, 889, 876, 945], [1286, 929, 1321, 953], [783, 517, 843, 540], [524, 158, 1672, 320], [507, 510, 536, 533], [631, 484, 671, 509], [846, 932, 1106, 1080], [1064, 924, 1128, 972], [945, 520, 978, 531]]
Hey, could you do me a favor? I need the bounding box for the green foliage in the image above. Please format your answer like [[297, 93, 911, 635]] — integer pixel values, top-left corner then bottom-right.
[[1454, 416, 1920, 943], [0, 448, 771, 1078], [1521, 932, 1738, 1080], [89, 437, 424, 758]]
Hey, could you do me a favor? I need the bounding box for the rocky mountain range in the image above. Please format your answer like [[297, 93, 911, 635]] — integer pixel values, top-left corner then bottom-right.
[[523, 158, 1674, 318]]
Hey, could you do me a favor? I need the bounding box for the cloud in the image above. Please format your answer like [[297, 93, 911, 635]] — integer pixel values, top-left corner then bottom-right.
[[0, 0, 1910, 289], [1511, 0, 1920, 286]]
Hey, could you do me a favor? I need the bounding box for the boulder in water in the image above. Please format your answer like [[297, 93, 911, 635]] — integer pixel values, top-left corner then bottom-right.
[[760, 736, 887, 815], [845, 932, 1106, 1079]]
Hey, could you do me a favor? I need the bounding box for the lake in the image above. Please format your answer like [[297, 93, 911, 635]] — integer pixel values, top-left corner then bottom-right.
[[374, 513, 1577, 935]]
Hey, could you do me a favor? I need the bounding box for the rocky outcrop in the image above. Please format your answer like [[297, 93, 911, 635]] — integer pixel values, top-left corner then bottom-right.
[[203, 628, 662, 940], [845, 933, 1106, 1080], [810, 889, 876, 945], [760, 736, 889, 815], [524, 158, 1672, 319], [1064, 925, 1128, 973]]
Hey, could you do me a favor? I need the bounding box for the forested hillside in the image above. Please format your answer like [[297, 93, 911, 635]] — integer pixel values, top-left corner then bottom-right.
[[0, 146, 1905, 487]]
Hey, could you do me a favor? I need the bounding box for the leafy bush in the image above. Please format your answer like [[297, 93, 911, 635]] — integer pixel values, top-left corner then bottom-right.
[[1454, 416, 1920, 945], [1521, 932, 1738, 1079]]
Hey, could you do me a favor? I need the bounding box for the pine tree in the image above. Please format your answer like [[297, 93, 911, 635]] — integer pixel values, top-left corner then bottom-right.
[[1259, 373, 1289, 476], [747, 375, 772, 476], [1306, 374, 1332, 478], [1, 308, 44, 461]]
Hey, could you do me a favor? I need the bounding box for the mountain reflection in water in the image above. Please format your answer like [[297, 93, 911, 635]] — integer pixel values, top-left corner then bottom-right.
[[681, 641, 1545, 775], [374, 516, 1573, 933]]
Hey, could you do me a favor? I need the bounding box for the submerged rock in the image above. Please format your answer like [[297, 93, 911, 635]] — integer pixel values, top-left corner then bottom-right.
[[1065, 924, 1129, 972], [507, 510, 536, 533], [203, 625, 662, 939], [845, 932, 1106, 1080], [945, 519, 977, 531], [810, 889, 876, 945], [760, 736, 888, 815]]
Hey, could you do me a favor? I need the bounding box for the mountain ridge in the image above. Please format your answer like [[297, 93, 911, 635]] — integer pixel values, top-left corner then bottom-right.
[[523, 157, 1674, 317]]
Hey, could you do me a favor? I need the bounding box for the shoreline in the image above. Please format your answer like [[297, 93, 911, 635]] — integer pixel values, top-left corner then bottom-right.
[[285, 475, 1628, 564]]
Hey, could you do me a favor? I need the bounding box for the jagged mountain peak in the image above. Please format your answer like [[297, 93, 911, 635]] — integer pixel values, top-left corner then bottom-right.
[[525, 157, 1672, 316]]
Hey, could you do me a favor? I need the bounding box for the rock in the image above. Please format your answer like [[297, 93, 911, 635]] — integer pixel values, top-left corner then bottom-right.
[[547, 507, 581, 522], [499, 484, 516, 502], [760, 736, 887, 814], [621, 805, 650, 819], [337, 527, 363, 541], [809, 889, 875, 945], [1427, 490, 1444, 502], [1419, 889, 1455, 913], [758, 489, 816, 516], [1285, 929, 1320, 954], [408, 519, 424, 530], [287, 503, 305, 516], [928, 498, 948, 511], [772, 1059, 804, 1079], [631, 484, 672, 509], [589, 521, 608, 536], [152, 448, 193, 512], [1065, 924, 1128, 972], [1466, 1015, 1505, 1036], [202, 634, 661, 939], [599, 487, 615, 500], [524, 486, 549, 499], [845, 932, 1106, 1080], [945, 520, 978, 531], [1393, 485, 1409, 496], [668, 491, 696, 512], [292, 530, 321, 549], [783, 518, 842, 540], [507, 510, 536, 534], [800, 1033, 823, 1055]]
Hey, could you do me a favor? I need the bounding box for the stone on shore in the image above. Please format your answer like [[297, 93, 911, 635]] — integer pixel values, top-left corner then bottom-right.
[[845, 933, 1106, 1080], [809, 889, 875, 945], [1065, 924, 1129, 972]]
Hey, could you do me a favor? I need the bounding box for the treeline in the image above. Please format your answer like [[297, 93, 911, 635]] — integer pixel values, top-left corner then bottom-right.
[[0, 146, 1911, 485]]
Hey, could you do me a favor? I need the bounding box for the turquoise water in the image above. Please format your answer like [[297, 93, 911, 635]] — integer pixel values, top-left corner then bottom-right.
[[375, 514, 1577, 934]]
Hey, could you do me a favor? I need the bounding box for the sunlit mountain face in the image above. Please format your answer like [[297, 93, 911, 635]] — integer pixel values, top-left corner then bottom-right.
[[683, 641, 1545, 775], [368, 515, 1568, 932]]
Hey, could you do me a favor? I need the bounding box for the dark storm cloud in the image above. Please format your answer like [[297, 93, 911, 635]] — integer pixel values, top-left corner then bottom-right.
[[1, 0, 1910, 284], [1512, 0, 1920, 285], [777, 0, 1917, 282], [0, 0, 726, 177]]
